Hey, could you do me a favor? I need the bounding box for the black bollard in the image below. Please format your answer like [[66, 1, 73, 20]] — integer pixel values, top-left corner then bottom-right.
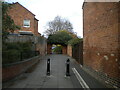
[[66, 58, 70, 76], [47, 58, 50, 75]]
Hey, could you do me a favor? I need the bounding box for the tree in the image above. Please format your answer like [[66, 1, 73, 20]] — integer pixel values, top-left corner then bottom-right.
[[47, 30, 73, 45], [52, 45, 62, 54], [44, 16, 73, 36], [2, 2, 20, 43], [68, 38, 83, 46]]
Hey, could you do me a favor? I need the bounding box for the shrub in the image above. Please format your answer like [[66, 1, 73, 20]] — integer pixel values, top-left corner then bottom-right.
[[53, 45, 62, 54], [68, 38, 83, 46], [2, 42, 34, 64], [2, 49, 20, 64]]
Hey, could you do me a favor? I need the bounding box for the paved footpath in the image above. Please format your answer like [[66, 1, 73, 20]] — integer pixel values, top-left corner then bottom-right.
[[3, 54, 106, 89]]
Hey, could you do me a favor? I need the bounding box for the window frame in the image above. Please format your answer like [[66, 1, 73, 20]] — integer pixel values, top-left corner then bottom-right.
[[23, 19, 30, 28]]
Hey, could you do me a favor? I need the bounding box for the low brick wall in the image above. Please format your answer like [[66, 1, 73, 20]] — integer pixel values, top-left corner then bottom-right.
[[82, 65, 120, 88], [2, 56, 40, 82]]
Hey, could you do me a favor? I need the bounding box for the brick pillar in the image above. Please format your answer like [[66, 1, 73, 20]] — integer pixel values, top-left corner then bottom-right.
[[62, 46, 67, 55], [47, 44, 52, 54], [67, 45, 72, 57]]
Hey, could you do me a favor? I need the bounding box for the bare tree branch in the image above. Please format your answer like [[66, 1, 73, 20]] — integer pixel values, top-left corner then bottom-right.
[[44, 16, 73, 36]]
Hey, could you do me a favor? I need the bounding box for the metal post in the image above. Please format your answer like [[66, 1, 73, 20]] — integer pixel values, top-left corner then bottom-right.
[[20, 52, 22, 61], [66, 58, 70, 76], [47, 58, 50, 75]]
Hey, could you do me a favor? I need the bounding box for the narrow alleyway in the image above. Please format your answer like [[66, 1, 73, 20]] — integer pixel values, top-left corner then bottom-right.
[[3, 54, 106, 88]]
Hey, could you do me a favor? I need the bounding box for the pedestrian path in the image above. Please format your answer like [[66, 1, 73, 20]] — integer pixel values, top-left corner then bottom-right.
[[3, 54, 106, 88], [70, 57, 107, 88], [7, 54, 75, 88]]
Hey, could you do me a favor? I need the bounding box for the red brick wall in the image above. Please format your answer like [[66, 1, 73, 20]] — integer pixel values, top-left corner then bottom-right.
[[47, 44, 67, 54], [34, 19, 39, 36], [36, 37, 47, 55], [8, 2, 38, 35], [62, 46, 67, 55], [67, 45, 72, 57], [2, 56, 40, 82], [47, 44, 52, 54], [83, 2, 120, 78], [119, 2, 120, 64]]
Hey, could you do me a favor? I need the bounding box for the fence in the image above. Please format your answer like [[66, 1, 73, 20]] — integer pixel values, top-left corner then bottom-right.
[[72, 41, 83, 65], [6, 35, 34, 43], [6, 35, 47, 56], [2, 51, 39, 65]]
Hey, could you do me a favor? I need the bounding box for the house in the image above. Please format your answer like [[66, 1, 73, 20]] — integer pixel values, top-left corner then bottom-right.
[[7, 2, 47, 55], [83, 2, 120, 87], [8, 2, 39, 36]]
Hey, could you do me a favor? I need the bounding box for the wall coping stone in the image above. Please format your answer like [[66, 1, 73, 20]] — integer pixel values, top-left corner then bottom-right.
[[3, 56, 40, 68]]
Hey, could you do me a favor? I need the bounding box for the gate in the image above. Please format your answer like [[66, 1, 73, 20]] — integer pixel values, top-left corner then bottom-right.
[[72, 41, 83, 65]]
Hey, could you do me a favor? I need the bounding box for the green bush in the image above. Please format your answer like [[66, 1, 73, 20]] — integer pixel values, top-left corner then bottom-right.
[[2, 42, 34, 64], [7, 42, 21, 50], [5, 42, 32, 52], [68, 38, 83, 46], [53, 45, 62, 54], [2, 49, 20, 64], [47, 30, 73, 45]]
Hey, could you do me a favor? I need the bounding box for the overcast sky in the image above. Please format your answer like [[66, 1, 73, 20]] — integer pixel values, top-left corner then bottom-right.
[[6, 0, 84, 37]]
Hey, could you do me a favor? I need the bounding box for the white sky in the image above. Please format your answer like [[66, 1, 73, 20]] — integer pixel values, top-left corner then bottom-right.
[[6, 0, 84, 37]]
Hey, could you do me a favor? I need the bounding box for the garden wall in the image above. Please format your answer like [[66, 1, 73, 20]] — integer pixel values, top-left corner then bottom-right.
[[83, 2, 120, 87], [2, 56, 40, 82], [6, 35, 47, 55]]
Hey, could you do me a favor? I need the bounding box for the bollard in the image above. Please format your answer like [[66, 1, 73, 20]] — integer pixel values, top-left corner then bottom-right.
[[66, 58, 70, 76], [47, 58, 50, 75]]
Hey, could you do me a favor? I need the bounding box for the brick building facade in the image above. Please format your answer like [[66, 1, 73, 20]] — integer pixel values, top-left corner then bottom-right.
[[8, 2, 39, 36], [7, 2, 47, 55], [83, 2, 120, 87]]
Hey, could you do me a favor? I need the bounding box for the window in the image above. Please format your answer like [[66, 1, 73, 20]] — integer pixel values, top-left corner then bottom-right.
[[23, 20, 30, 27]]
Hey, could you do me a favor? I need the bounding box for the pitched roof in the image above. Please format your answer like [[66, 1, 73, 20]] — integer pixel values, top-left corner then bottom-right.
[[12, 2, 35, 16], [34, 18, 39, 21]]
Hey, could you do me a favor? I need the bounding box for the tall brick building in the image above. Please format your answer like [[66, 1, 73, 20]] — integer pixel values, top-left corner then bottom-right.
[[83, 2, 120, 87], [8, 2, 39, 36]]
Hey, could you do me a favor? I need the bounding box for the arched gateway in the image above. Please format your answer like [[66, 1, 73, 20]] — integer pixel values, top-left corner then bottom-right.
[[47, 44, 67, 55], [46, 30, 73, 55]]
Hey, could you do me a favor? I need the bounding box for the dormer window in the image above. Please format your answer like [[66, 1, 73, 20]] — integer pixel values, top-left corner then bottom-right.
[[23, 19, 30, 27]]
